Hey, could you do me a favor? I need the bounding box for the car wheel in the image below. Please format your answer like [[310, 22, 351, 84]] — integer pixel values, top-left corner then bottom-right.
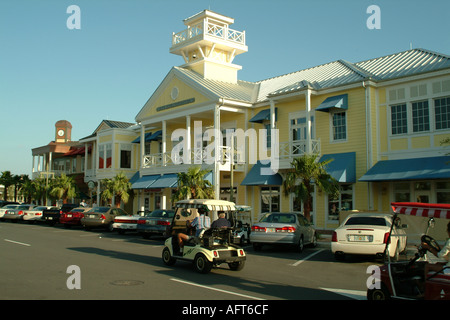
[[310, 233, 318, 248], [228, 261, 245, 271], [297, 236, 304, 253], [107, 222, 114, 232], [239, 235, 246, 246], [194, 253, 212, 274], [367, 283, 391, 300], [162, 247, 176, 266]]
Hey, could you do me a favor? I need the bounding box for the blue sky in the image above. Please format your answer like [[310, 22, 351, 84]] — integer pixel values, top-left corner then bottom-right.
[[1, 0, 449, 176]]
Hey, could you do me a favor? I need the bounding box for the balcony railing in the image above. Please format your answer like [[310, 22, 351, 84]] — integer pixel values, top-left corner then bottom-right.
[[142, 146, 245, 169], [278, 139, 321, 161], [172, 21, 245, 47]]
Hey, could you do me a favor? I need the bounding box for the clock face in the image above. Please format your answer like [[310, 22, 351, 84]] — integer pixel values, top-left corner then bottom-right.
[[57, 129, 65, 137]]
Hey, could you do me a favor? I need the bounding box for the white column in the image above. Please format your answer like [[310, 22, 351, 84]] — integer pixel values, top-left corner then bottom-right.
[[185, 116, 191, 164], [140, 124, 145, 168], [48, 152, 52, 173], [305, 89, 312, 154], [84, 144, 88, 173], [32, 155, 35, 174], [214, 106, 221, 200], [162, 120, 167, 166]]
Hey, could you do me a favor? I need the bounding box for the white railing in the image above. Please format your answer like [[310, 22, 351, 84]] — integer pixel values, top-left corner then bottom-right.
[[278, 139, 321, 160], [172, 21, 245, 47], [142, 146, 245, 169]]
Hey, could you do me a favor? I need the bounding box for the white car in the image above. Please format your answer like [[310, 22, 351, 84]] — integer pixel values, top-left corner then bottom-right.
[[331, 213, 407, 261], [113, 214, 142, 234], [0, 204, 19, 219], [23, 206, 56, 223]]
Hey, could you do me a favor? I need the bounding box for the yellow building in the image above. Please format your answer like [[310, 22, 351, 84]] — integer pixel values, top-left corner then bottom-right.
[[131, 10, 450, 231], [80, 119, 139, 212]]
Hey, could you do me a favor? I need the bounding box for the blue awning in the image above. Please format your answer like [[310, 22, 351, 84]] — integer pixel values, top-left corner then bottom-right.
[[147, 130, 162, 141], [316, 94, 348, 112], [319, 152, 356, 183], [150, 173, 178, 189], [132, 132, 153, 143], [249, 108, 277, 123], [128, 171, 140, 184], [131, 174, 160, 189], [359, 156, 450, 182], [241, 161, 282, 186]]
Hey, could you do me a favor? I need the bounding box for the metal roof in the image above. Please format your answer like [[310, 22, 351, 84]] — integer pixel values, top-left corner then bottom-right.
[[171, 48, 450, 105]]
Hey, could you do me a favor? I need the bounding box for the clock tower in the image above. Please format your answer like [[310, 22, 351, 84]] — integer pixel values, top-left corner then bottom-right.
[[55, 120, 72, 143]]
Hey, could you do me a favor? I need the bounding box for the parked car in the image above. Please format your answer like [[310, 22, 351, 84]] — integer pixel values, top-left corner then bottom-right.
[[113, 213, 145, 234], [250, 212, 317, 252], [43, 203, 80, 226], [0, 204, 19, 220], [332, 212, 408, 261], [60, 207, 92, 228], [23, 206, 57, 223], [367, 202, 449, 300], [2, 204, 36, 222], [162, 199, 246, 274], [137, 209, 175, 238], [81, 206, 128, 231], [0, 201, 19, 208]]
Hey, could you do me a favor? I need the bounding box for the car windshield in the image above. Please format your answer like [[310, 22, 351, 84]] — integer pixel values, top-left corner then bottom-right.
[[260, 213, 296, 224], [18, 205, 33, 210], [345, 216, 387, 226], [34, 206, 48, 210], [148, 210, 174, 218]]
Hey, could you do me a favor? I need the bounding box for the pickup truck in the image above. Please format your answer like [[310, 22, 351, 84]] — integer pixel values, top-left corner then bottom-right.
[[43, 203, 79, 226]]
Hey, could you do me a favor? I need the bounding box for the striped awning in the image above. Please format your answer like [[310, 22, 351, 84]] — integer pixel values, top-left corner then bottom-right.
[[175, 199, 236, 211], [391, 202, 450, 219]]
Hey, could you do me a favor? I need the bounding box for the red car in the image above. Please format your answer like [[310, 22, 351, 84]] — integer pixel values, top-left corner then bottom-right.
[[367, 202, 450, 300], [60, 207, 91, 228]]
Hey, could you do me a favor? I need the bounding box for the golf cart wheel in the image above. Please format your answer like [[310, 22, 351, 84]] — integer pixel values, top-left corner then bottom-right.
[[194, 253, 212, 274], [228, 261, 245, 271], [367, 283, 391, 300], [162, 247, 176, 266]]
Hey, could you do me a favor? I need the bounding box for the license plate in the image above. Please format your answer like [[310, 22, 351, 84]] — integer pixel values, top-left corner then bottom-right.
[[89, 214, 96, 218], [48, 217, 53, 220], [67, 214, 72, 218], [147, 220, 156, 225], [266, 228, 275, 232], [348, 235, 371, 242]]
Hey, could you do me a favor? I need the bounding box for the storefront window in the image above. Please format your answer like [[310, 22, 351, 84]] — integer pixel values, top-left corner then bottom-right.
[[328, 184, 353, 222], [261, 187, 279, 213], [437, 181, 450, 203], [393, 182, 411, 202]]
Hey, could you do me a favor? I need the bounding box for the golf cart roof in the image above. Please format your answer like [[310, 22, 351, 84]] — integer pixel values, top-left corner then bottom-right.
[[175, 199, 236, 211], [391, 202, 450, 219]]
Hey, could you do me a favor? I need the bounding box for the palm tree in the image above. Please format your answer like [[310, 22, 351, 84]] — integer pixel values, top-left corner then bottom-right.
[[0, 171, 15, 201], [49, 174, 77, 204], [101, 172, 131, 208], [282, 154, 338, 222], [172, 166, 215, 202]]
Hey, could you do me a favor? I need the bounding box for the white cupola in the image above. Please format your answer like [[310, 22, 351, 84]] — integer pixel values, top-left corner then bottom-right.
[[170, 10, 248, 84]]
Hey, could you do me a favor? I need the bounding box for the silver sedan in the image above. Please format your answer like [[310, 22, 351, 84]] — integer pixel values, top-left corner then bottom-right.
[[250, 212, 317, 252]]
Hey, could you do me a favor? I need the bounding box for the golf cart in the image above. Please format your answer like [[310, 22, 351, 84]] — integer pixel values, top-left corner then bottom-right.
[[232, 205, 252, 245], [162, 199, 246, 274], [367, 202, 450, 300]]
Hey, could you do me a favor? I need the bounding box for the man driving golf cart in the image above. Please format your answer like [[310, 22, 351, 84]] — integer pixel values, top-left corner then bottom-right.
[[162, 199, 246, 274]]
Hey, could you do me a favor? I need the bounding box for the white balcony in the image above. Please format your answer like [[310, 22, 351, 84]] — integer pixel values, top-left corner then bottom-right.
[[278, 139, 321, 168], [171, 20, 247, 55]]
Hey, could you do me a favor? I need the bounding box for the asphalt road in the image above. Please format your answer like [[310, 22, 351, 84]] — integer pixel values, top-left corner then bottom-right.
[[0, 221, 376, 302]]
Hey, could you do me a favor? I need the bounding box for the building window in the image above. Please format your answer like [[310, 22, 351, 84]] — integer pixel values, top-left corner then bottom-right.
[[332, 112, 346, 140], [436, 181, 450, 203], [391, 104, 408, 135], [327, 184, 353, 222], [393, 182, 410, 202], [435, 96, 450, 130], [412, 100, 430, 132], [120, 144, 132, 169], [98, 144, 112, 169], [261, 186, 279, 213]]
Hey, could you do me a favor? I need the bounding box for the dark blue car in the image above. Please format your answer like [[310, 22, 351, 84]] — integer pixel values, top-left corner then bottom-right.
[[137, 209, 175, 239]]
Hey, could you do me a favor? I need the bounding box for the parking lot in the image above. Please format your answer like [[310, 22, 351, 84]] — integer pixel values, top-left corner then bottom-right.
[[0, 219, 380, 301]]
